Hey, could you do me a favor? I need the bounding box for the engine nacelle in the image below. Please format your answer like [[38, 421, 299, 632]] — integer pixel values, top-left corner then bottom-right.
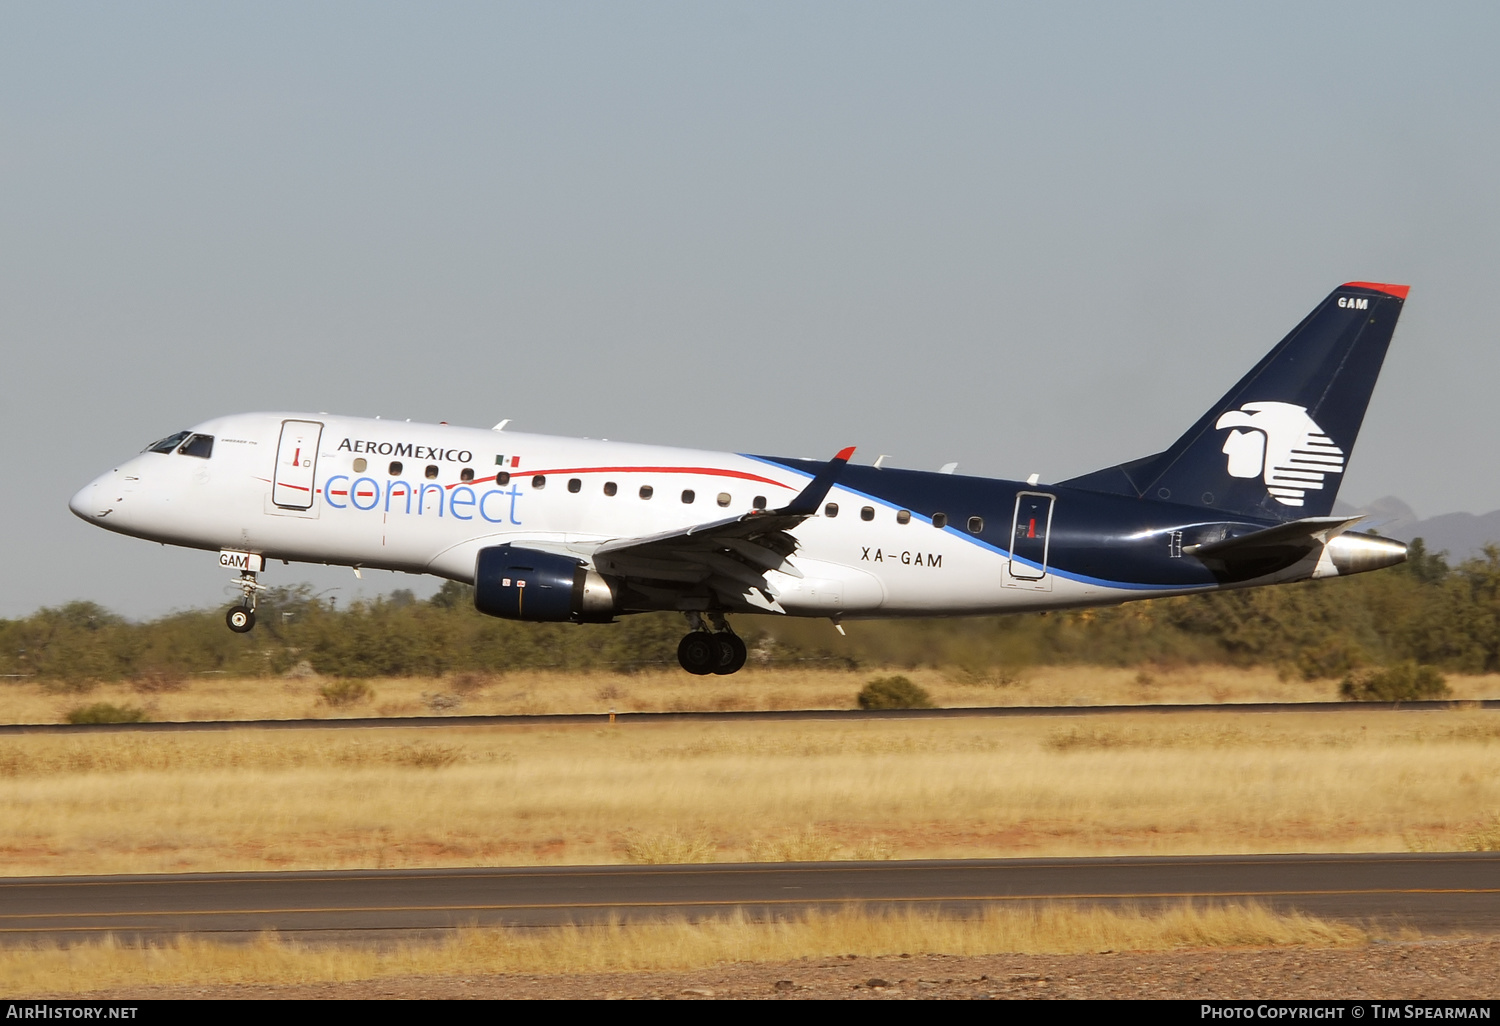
[[1318, 531, 1408, 577], [473, 544, 619, 623]]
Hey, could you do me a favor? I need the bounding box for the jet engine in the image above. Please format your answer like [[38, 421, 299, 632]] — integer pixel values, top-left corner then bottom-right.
[[473, 544, 619, 623]]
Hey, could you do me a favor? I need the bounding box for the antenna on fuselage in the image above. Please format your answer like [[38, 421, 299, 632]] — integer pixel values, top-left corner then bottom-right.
[[493, 419, 511, 431], [873, 455, 889, 469]]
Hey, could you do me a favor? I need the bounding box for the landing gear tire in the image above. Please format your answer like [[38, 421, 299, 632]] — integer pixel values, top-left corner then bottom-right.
[[226, 606, 256, 633], [677, 632, 718, 675], [711, 633, 747, 676]]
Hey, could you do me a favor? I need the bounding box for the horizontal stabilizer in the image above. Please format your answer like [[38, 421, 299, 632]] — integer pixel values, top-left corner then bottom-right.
[[1183, 515, 1366, 582], [1182, 515, 1366, 559]]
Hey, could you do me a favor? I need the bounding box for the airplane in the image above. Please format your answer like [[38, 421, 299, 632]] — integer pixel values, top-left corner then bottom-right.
[[70, 281, 1412, 675]]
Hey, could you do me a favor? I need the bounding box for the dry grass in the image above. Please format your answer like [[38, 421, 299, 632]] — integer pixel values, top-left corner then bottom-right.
[[1, 711, 1498, 876], [6, 666, 1500, 725], [0, 902, 1373, 995]]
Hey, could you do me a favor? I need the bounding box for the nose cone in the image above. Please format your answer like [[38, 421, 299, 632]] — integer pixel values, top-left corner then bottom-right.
[[69, 481, 95, 520], [69, 475, 110, 522]]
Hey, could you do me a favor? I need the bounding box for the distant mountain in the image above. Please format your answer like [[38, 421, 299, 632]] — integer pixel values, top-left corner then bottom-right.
[[1334, 496, 1500, 561]]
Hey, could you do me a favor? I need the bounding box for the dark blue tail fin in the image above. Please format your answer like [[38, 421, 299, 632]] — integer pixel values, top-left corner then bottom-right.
[[1061, 282, 1409, 520]]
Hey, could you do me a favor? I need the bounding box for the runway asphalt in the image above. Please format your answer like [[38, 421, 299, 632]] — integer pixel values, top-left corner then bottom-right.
[[3, 853, 1497, 943], [2, 698, 1496, 735]]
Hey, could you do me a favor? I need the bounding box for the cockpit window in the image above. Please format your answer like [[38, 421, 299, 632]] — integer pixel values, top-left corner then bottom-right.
[[177, 434, 214, 459], [145, 430, 191, 454]]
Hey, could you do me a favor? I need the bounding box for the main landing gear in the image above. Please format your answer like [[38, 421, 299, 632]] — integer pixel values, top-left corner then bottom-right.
[[676, 612, 747, 676], [225, 570, 265, 634]]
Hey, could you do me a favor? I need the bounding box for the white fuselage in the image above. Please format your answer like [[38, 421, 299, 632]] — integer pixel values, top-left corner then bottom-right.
[[69, 412, 1153, 618]]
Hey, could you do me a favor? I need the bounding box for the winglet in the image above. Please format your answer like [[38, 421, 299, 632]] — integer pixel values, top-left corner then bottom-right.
[[772, 446, 856, 517]]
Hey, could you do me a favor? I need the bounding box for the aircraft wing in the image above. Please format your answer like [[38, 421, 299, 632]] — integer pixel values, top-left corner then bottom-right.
[[590, 447, 855, 612]]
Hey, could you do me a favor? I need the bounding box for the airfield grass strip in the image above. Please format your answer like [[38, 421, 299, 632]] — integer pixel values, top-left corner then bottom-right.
[[0, 902, 1378, 994]]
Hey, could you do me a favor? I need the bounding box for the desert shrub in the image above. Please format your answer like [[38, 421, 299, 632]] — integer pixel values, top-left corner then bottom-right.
[[65, 703, 146, 724], [1295, 637, 1367, 681], [449, 671, 493, 695], [857, 675, 935, 710], [318, 680, 373, 707], [1339, 662, 1449, 702], [622, 829, 717, 865]]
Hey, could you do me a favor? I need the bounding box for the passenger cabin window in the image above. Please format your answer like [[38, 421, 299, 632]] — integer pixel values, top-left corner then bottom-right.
[[717, 492, 731, 507], [352, 458, 367, 473], [388, 461, 403, 476], [460, 468, 475, 483], [681, 489, 695, 504], [860, 506, 875, 521], [568, 478, 582, 493], [603, 481, 618, 496], [532, 475, 546, 489], [639, 485, 654, 499], [425, 465, 439, 480], [753, 496, 767, 510], [824, 502, 839, 518], [967, 516, 984, 534], [145, 430, 191, 454], [495, 472, 510, 485], [178, 434, 214, 459], [931, 512, 948, 529], [896, 509, 911, 525]]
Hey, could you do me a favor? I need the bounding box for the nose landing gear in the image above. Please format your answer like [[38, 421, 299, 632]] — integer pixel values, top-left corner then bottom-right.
[[225, 570, 265, 634], [677, 613, 748, 675]]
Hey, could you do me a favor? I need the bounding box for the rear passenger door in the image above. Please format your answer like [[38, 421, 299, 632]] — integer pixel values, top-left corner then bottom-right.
[[1008, 492, 1055, 581]]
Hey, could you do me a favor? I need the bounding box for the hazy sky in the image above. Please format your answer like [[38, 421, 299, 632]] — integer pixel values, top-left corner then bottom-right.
[[4, 2, 1498, 620]]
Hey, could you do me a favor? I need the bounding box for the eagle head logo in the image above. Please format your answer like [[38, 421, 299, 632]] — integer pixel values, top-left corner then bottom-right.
[[1214, 401, 1345, 507]]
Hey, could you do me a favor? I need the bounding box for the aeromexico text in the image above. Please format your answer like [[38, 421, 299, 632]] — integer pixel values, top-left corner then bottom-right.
[[337, 438, 474, 463]]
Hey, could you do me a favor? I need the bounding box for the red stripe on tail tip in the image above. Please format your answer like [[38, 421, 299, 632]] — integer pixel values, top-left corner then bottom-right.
[[834, 446, 856, 462], [1342, 281, 1410, 300]]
